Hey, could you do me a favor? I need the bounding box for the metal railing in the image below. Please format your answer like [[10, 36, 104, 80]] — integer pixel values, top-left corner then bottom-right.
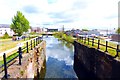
[[0, 36, 42, 79], [77, 36, 120, 58]]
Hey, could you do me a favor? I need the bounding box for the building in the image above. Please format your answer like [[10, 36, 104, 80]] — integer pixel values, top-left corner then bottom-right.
[[0, 24, 14, 36], [31, 27, 43, 33], [85, 29, 100, 37], [47, 28, 58, 32], [111, 34, 120, 42], [97, 29, 115, 36]]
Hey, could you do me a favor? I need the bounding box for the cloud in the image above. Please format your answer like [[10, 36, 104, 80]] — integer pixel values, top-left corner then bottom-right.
[[0, 0, 119, 29], [23, 5, 39, 14], [47, 0, 58, 4], [105, 14, 117, 19], [55, 19, 74, 24], [71, 1, 87, 10], [48, 12, 69, 19]]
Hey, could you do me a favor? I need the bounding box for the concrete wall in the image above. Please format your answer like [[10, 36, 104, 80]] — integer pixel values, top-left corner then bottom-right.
[[74, 41, 120, 79]]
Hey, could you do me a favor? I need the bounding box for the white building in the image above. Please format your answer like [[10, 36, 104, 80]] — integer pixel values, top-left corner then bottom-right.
[[97, 29, 116, 36], [0, 24, 14, 37]]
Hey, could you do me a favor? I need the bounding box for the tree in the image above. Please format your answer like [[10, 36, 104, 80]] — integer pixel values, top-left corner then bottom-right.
[[116, 28, 120, 34], [10, 11, 30, 36]]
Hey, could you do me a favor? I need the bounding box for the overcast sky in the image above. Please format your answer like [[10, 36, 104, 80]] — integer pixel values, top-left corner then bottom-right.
[[0, 0, 119, 30]]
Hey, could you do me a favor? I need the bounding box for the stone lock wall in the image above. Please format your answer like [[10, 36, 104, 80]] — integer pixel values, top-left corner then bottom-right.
[[74, 41, 120, 79]]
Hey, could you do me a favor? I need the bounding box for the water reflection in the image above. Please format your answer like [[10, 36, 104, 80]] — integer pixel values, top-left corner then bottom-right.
[[43, 36, 77, 78]]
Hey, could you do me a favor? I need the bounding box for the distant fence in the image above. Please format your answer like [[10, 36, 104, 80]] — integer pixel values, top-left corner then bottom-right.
[[0, 36, 42, 79], [77, 36, 120, 58]]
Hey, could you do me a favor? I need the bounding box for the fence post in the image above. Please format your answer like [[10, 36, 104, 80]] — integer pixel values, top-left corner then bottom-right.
[[97, 39, 100, 49], [84, 36, 86, 44], [92, 38, 94, 46], [37, 37, 38, 45], [39, 37, 40, 43], [88, 37, 89, 45], [36, 38, 37, 46], [117, 45, 119, 57], [3, 53, 8, 79], [19, 47, 22, 65], [38, 37, 39, 44], [82, 37, 83, 42], [39, 37, 41, 43], [105, 41, 108, 52], [31, 40, 32, 50], [26, 42, 29, 53], [24, 36, 25, 41], [34, 39, 35, 48]]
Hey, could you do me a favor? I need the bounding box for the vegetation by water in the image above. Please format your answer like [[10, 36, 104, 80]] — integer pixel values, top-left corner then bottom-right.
[[54, 32, 74, 43]]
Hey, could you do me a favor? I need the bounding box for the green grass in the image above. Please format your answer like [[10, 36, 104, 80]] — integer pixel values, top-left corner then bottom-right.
[[77, 37, 118, 58], [55, 32, 119, 59], [0, 37, 42, 67], [54, 32, 74, 43], [0, 52, 18, 67], [0, 37, 33, 52]]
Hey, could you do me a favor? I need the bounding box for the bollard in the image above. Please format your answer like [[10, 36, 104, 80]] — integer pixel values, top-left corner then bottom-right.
[[19, 47, 22, 65]]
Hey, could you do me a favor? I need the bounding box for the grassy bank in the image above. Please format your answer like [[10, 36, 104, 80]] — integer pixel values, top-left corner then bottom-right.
[[77, 39, 118, 58], [0, 52, 18, 67], [54, 32, 119, 59], [54, 32, 75, 43], [0, 38, 42, 67]]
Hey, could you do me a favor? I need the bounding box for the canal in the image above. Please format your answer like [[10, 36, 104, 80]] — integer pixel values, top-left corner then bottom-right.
[[42, 36, 78, 78]]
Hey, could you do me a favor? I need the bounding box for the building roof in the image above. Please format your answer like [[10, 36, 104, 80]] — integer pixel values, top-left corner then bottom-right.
[[0, 24, 10, 28]]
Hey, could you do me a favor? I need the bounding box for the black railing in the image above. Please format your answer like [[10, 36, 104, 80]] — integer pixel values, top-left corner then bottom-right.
[[77, 36, 120, 58], [0, 36, 42, 79]]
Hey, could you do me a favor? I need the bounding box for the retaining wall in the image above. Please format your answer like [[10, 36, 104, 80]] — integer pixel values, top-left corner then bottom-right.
[[74, 41, 120, 79]]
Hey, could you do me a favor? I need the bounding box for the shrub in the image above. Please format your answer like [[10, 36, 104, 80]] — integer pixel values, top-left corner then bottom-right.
[[2, 32, 10, 39]]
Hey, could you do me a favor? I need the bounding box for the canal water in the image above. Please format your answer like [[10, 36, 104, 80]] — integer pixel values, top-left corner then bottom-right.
[[43, 36, 78, 78]]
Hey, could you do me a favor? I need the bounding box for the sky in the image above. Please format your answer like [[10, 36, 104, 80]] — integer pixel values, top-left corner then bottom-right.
[[0, 0, 119, 30]]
